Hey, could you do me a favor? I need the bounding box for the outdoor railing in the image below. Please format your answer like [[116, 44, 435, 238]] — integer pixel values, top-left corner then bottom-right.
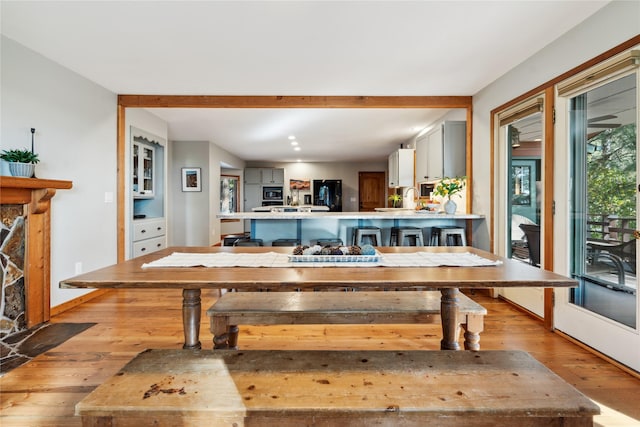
[[587, 214, 636, 243]]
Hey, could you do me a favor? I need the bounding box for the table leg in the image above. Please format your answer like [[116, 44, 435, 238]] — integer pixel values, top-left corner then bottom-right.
[[182, 289, 201, 350], [440, 288, 460, 350]]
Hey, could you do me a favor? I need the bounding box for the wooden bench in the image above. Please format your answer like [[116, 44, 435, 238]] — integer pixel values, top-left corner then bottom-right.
[[76, 349, 599, 426], [207, 290, 487, 350]]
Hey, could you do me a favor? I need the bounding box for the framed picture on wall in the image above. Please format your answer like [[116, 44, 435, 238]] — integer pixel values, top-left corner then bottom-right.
[[290, 179, 310, 190], [182, 167, 201, 192]]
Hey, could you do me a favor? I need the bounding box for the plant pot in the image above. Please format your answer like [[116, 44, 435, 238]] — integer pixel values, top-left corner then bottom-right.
[[8, 162, 35, 178], [444, 199, 457, 215]]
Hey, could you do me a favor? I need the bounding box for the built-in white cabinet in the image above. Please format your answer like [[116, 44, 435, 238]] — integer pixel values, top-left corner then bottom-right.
[[130, 126, 167, 259], [244, 183, 262, 211], [415, 121, 466, 182], [244, 167, 285, 213], [131, 218, 166, 257], [388, 148, 415, 187]]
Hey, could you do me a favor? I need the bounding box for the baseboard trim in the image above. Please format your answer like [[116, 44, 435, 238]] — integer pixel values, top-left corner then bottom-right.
[[497, 295, 544, 322], [553, 329, 640, 380], [51, 289, 111, 317]]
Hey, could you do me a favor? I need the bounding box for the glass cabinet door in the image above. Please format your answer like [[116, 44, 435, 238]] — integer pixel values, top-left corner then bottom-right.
[[132, 141, 155, 198], [142, 146, 154, 193], [132, 144, 139, 193]]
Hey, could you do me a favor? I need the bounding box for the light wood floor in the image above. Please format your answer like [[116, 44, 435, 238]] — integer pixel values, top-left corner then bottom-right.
[[1, 289, 639, 426]]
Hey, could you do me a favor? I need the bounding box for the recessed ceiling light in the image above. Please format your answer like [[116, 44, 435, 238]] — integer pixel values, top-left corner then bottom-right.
[[293, 147, 301, 151], [288, 135, 296, 140], [296, 159, 302, 162], [291, 141, 299, 146]]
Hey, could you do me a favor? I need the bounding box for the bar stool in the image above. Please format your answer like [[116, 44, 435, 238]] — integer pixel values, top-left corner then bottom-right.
[[352, 226, 382, 246], [233, 238, 264, 247], [390, 227, 424, 246], [313, 238, 344, 247], [223, 234, 249, 246], [272, 238, 301, 247], [430, 227, 467, 246]]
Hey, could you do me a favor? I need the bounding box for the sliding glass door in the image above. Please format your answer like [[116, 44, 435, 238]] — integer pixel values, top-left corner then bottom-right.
[[555, 55, 639, 372], [570, 74, 637, 328]]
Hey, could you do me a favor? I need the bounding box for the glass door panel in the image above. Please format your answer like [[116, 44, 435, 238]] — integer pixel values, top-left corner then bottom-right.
[[569, 73, 637, 329], [507, 115, 542, 267], [498, 102, 545, 317]]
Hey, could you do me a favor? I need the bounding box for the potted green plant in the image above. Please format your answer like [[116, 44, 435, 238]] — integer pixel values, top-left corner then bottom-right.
[[1, 148, 40, 177], [388, 193, 402, 208]]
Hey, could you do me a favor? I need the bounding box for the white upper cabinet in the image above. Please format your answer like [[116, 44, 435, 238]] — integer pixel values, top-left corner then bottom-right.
[[244, 168, 262, 184], [262, 168, 284, 184], [388, 148, 415, 187], [415, 121, 466, 182], [245, 167, 285, 185]]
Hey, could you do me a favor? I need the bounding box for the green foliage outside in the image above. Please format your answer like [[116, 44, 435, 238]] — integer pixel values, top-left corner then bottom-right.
[[587, 124, 636, 235]]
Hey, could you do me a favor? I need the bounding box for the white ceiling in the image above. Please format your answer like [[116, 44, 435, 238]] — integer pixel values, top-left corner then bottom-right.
[[1, 1, 609, 162]]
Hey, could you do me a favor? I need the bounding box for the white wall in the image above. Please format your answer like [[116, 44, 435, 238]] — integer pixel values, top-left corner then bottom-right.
[[472, 0, 640, 252], [170, 141, 210, 246], [1, 36, 118, 307], [170, 140, 245, 246]]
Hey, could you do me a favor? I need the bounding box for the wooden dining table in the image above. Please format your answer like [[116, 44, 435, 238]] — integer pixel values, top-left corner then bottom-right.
[[60, 246, 577, 350]]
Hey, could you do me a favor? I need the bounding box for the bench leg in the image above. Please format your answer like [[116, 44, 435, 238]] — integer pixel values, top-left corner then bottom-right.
[[212, 318, 240, 350], [212, 317, 229, 349], [440, 288, 461, 350], [227, 325, 239, 350], [461, 314, 484, 351]]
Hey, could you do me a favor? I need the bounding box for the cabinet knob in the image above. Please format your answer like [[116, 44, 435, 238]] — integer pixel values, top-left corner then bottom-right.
[[141, 229, 146, 233], [141, 247, 146, 252], [157, 243, 162, 247], [157, 227, 162, 231]]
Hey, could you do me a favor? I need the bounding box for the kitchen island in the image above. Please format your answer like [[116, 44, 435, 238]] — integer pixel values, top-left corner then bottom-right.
[[217, 210, 484, 246]]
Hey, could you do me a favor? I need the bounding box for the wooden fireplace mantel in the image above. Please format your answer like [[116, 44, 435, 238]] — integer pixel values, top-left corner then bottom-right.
[[1, 176, 73, 327]]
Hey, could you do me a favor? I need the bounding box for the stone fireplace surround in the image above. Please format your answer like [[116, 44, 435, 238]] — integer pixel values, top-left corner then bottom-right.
[[0, 177, 72, 338], [1, 206, 26, 335]]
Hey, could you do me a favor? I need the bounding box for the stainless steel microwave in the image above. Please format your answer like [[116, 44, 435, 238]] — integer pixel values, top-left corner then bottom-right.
[[420, 182, 435, 198], [263, 186, 283, 200]]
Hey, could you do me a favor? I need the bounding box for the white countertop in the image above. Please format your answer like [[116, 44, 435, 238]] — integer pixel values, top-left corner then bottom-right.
[[217, 211, 484, 220], [251, 205, 330, 212]]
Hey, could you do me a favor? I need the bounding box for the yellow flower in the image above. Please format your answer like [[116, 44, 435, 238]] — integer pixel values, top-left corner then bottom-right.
[[434, 176, 466, 200]]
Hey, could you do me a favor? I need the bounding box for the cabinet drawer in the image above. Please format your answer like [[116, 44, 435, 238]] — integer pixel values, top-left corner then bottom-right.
[[133, 218, 165, 241], [132, 236, 166, 258]]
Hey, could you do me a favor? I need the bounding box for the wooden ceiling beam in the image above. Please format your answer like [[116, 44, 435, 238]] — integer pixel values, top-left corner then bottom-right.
[[117, 95, 472, 109]]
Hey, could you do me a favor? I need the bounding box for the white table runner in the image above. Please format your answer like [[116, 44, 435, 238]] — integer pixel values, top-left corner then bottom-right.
[[141, 252, 502, 268]]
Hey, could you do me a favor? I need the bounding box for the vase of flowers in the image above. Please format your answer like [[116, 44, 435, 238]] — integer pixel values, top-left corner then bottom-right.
[[388, 193, 402, 208], [434, 176, 466, 214]]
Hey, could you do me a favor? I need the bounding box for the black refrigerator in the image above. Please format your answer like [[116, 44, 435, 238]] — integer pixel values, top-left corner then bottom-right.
[[313, 179, 342, 212]]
